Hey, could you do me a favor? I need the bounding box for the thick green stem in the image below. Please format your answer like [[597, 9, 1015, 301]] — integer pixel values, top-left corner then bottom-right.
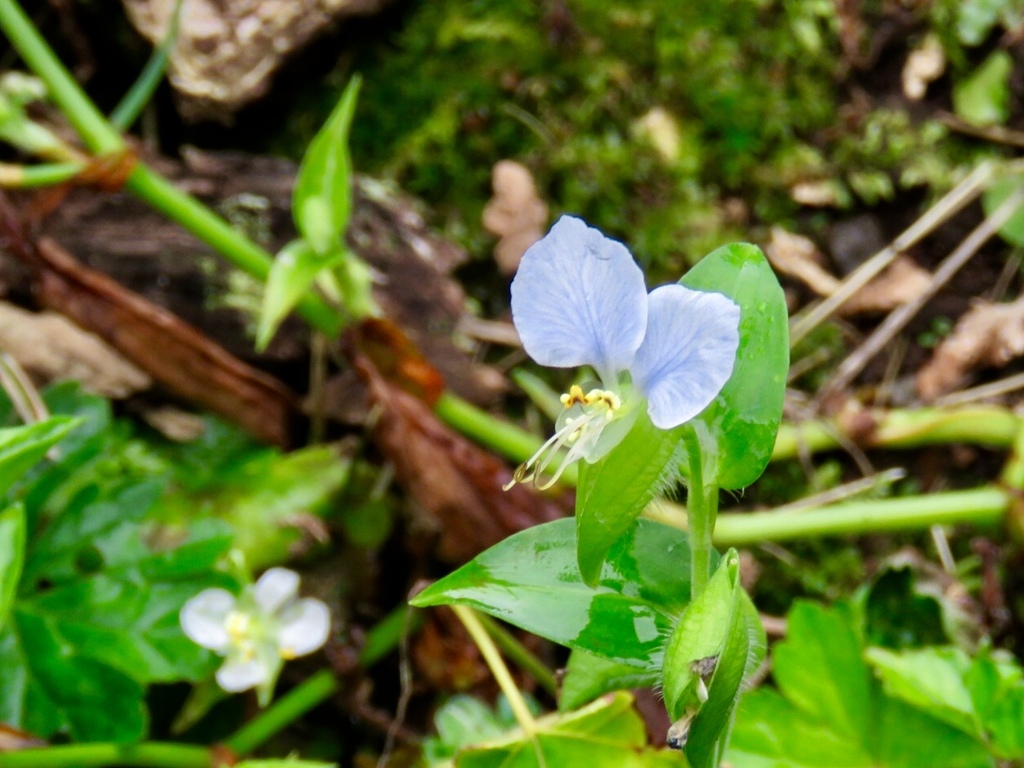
[[685, 427, 719, 599], [0, 743, 212, 768], [222, 669, 339, 756], [711, 486, 1008, 546]]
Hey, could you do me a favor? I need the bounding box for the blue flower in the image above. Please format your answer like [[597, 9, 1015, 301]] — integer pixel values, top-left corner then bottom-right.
[[508, 215, 741, 488]]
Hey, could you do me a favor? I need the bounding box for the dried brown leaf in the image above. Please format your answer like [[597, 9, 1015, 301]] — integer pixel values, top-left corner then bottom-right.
[[841, 256, 932, 316], [917, 296, 1024, 400], [482, 160, 548, 275], [765, 227, 841, 296]]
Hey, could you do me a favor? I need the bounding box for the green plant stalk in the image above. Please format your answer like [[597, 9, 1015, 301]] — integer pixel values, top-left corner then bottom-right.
[[711, 486, 1008, 546], [453, 605, 537, 736], [0, 0, 343, 336], [222, 669, 339, 756], [0, 160, 80, 187], [684, 428, 719, 599], [475, 611, 558, 697], [0, 743, 213, 768]]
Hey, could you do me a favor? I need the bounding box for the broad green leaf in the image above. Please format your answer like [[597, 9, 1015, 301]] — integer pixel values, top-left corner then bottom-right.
[[257, 238, 346, 351], [293, 75, 361, 254], [772, 602, 872, 744], [678, 243, 787, 490], [957, 0, 1018, 45], [559, 650, 658, 712], [575, 410, 683, 585], [866, 647, 977, 735], [860, 565, 948, 649], [967, 654, 1024, 758], [953, 51, 1012, 127], [0, 416, 77, 496], [424, 695, 514, 765], [413, 518, 697, 668], [0, 504, 25, 630], [726, 602, 994, 768], [456, 692, 680, 768]]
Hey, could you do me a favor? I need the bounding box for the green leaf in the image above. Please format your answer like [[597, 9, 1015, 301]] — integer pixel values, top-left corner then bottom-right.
[[0, 472, 235, 741], [0, 504, 25, 631], [423, 695, 511, 765], [293, 75, 361, 255], [953, 50, 1012, 127], [0, 416, 78, 496], [413, 518, 696, 668], [236, 761, 337, 768], [257, 238, 346, 351], [678, 243, 787, 490], [455, 692, 680, 768], [983, 173, 1024, 248], [726, 602, 994, 768], [559, 649, 659, 712], [575, 410, 683, 585]]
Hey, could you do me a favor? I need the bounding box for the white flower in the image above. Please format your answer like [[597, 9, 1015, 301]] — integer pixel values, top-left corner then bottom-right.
[[508, 216, 740, 488], [180, 567, 331, 704]]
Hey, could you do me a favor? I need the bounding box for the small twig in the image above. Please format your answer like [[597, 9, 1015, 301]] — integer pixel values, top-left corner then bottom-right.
[[771, 467, 906, 514], [789, 161, 999, 346], [820, 187, 1024, 399], [934, 370, 1024, 407], [938, 110, 1024, 150]]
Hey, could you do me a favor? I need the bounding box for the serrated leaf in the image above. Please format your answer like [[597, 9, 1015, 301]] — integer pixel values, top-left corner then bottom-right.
[[575, 411, 683, 585], [726, 602, 994, 768], [0, 465, 235, 741], [678, 243, 787, 490], [412, 518, 696, 669], [257, 238, 346, 351], [456, 692, 680, 768], [293, 75, 361, 254], [0, 504, 25, 631]]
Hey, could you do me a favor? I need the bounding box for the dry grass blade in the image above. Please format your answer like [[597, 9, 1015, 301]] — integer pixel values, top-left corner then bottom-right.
[[789, 161, 997, 346], [819, 186, 1024, 400]]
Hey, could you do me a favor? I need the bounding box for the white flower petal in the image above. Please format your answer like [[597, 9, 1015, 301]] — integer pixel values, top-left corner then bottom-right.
[[276, 598, 331, 658], [253, 567, 300, 615], [180, 588, 236, 652], [215, 654, 269, 692], [631, 285, 740, 429], [510, 216, 647, 380]]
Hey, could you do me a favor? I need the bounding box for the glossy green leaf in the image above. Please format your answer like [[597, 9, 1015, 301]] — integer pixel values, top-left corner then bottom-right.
[[678, 243, 787, 490], [575, 410, 683, 585], [726, 602, 993, 768], [953, 50, 1012, 127], [293, 75, 361, 255], [257, 238, 346, 351], [413, 518, 696, 668], [559, 649, 658, 712], [0, 416, 78, 496], [456, 692, 680, 768], [0, 504, 25, 631]]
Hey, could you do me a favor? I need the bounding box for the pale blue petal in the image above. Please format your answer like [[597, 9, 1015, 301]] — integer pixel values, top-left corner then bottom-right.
[[632, 285, 740, 429], [511, 216, 647, 378]]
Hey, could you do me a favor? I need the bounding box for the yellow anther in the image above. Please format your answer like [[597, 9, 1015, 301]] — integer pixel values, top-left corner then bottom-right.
[[226, 611, 251, 642], [560, 384, 588, 407]]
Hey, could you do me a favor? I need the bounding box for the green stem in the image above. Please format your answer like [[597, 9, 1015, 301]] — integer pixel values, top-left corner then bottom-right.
[[222, 669, 338, 756], [359, 604, 423, 667], [0, 742, 213, 768], [684, 427, 718, 599], [476, 612, 558, 697], [0, 160, 81, 187], [453, 605, 537, 735], [711, 486, 1008, 546]]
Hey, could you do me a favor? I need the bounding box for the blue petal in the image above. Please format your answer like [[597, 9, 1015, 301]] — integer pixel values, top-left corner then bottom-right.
[[631, 285, 740, 429], [511, 216, 647, 379]]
